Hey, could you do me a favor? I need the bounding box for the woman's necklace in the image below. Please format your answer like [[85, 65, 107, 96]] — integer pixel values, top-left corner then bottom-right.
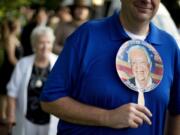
[[35, 77, 43, 88], [34, 63, 50, 88]]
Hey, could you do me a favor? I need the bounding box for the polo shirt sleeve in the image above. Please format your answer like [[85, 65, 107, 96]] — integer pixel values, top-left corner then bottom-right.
[[168, 45, 180, 115], [40, 33, 80, 102]]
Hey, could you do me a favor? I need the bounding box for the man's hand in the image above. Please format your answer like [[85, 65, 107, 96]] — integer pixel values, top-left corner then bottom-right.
[[105, 103, 152, 129]]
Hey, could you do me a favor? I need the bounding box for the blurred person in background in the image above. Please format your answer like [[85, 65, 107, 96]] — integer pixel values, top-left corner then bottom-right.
[[0, 20, 8, 122], [19, 5, 35, 27], [6, 26, 58, 135], [21, 7, 48, 56], [53, 0, 91, 54], [47, 1, 73, 34], [107, 0, 121, 17], [152, 3, 180, 47], [178, 24, 180, 34], [0, 18, 23, 122], [47, 13, 60, 31], [56, 1, 72, 23]]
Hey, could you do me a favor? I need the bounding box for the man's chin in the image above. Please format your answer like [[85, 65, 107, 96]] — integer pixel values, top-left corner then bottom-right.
[[133, 11, 152, 22]]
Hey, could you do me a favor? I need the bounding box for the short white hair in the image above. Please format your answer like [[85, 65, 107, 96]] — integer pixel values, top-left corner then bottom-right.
[[31, 26, 55, 48], [128, 45, 152, 69]]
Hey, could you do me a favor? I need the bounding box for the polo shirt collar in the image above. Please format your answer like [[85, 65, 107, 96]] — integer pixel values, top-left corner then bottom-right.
[[109, 12, 163, 45], [146, 23, 164, 45], [108, 12, 129, 41]]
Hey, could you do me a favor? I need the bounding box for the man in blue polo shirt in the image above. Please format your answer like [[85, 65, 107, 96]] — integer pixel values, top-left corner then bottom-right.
[[40, 0, 180, 135]]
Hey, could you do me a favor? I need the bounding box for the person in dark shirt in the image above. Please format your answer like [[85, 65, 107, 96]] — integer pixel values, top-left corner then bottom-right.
[[21, 7, 48, 56]]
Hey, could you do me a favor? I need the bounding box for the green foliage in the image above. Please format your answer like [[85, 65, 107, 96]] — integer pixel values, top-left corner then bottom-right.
[[0, 0, 60, 20], [44, 0, 61, 10], [0, 0, 30, 19]]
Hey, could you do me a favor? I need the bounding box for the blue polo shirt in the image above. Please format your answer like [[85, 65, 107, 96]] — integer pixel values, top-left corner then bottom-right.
[[40, 12, 180, 135]]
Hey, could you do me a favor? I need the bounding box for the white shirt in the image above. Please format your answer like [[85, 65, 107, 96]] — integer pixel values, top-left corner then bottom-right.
[[124, 28, 147, 40]]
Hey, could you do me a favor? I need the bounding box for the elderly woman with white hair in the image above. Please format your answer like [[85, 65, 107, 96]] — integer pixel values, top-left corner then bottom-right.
[[6, 26, 58, 135]]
